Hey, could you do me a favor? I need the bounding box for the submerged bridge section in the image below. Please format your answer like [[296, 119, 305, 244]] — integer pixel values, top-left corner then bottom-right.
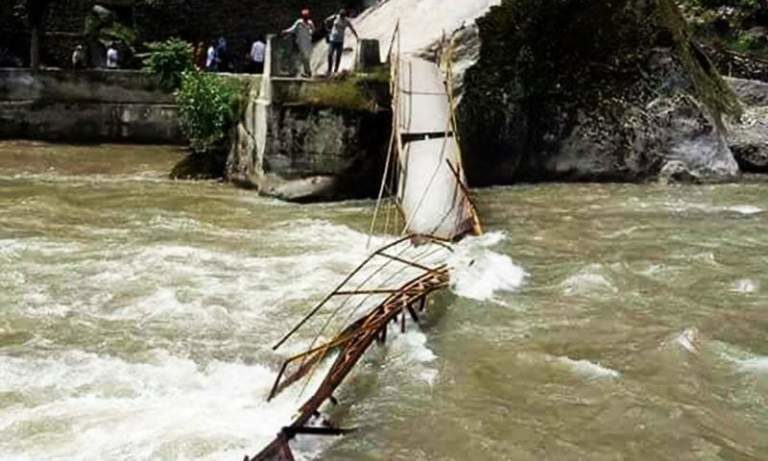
[[247, 27, 481, 461], [395, 57, 481, 240]]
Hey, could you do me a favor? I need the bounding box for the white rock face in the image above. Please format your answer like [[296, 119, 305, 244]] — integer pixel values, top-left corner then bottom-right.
[[313, 0, 499, 72], [354, 0, 499, 57]]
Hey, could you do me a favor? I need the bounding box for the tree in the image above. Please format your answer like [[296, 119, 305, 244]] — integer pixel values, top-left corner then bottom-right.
[[26, 0, 55, 70]]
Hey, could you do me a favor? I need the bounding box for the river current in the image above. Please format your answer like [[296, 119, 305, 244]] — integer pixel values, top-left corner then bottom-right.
[[1, 142, 767, 460]]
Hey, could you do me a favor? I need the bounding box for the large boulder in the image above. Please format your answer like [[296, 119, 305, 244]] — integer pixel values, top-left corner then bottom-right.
[[726, 78, 768, 173], [727, 77, 768, 106], [455, 0, 743, 185]]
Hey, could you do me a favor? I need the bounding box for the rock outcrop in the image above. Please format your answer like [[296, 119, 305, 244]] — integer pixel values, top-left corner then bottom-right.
[[225, 69, 391, 201], [726, 78, 768, 172], [455, 0, 743, 185]]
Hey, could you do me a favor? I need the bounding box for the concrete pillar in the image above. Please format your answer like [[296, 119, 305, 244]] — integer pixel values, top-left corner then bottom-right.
[[356, 39, 381, 71]]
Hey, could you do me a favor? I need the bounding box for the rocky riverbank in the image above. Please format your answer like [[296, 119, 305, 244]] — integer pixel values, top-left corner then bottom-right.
[[2, 0, 767, 199], [344, 0, 768, 189], [727, 77, 768, 173], [454, 0, 744, 185]]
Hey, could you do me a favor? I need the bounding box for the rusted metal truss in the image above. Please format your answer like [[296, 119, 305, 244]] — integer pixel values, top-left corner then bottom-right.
[[245, 235, 452, 461], [246, 26, 483, 461]]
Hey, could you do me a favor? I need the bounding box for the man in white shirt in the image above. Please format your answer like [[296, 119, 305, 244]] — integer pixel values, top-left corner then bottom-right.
[[325, 9, 358, 75], [206, 41, 218, 71], [106, 43, 119, 69], [282, 9, 315, 77], [249, 37, 266, 74]]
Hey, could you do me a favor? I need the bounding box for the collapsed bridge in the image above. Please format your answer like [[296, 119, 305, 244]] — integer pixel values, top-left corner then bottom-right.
[[247, 26, 481, 461]]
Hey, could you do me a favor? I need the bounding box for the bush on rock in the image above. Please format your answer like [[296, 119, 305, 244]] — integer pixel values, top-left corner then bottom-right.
[[457, 0, 743, 184]]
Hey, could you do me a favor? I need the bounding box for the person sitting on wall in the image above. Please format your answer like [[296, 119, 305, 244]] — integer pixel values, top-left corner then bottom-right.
[[282, 9, 315, 78], [72, 44, 87, 69], [325, 8, 359, 76], [106, 42, 119, 69], [249, 35, 266, 74]]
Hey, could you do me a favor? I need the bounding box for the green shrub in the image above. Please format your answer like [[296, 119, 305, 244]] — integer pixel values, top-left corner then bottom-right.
[[143, 38, 195, 91], [176, 70, 245, 153], [733, 32, 762, 52]]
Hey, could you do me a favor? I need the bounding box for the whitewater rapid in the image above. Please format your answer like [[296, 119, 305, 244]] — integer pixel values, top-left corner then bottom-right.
[[0, 206, 526, 461]]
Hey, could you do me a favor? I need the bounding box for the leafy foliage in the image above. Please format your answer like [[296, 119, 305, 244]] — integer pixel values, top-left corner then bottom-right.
[[176, 71, 245, 153], [687, 0, 763, 8], [679, 0, 768, 46], [733, 31, 763, 52], [143, 38, 195, 91]]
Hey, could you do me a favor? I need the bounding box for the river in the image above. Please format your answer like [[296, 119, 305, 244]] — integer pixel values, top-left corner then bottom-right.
[[1, 141, 767, 460]]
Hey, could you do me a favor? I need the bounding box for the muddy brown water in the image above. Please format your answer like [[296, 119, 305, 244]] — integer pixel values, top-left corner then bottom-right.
[[1, 141, 767, 460]]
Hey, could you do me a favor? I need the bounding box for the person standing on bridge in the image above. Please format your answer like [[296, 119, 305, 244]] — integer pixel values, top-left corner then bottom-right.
[[282, 9, 316, 78], [324, 8, 359, 76]]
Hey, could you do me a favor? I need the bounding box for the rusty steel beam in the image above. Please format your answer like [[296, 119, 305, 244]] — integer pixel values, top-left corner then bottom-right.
[[271, 235, 421, 351], [267, 270, 448, 402], [272, 235, 450, 352], [249, 269, 449, 461], [378, 253, 444, 274], [334, 289, 401, 296]]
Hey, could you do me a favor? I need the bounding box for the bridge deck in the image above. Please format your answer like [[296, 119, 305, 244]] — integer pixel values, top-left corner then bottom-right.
[[248, 36, 481, 461], [396, 57, 477, 241]]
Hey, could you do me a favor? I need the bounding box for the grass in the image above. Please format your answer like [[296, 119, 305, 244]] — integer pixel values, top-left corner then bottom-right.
[[293, 68, 391, 112]]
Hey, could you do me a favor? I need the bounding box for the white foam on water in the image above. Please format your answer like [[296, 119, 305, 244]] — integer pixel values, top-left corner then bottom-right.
[[0, 172, 170, 184], [731, 278, 759, 294], [673, 327, 700, 353], [727, 205, 763, 215], [0, 220, 415, 460], [556, 356, 621, 380], [0, 349, 330, 461], [390, 330, 437, 364], [387, 330, 439, 386], [664, 201, 764, 216], [561, 265, 616, 296], [8, 221, 396, 323], [717, 342, 768, 375], [449, 232, 527, 302], [737, 357, 768, 374]]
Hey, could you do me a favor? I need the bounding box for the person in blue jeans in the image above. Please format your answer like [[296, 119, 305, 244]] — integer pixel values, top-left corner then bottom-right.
[[325, 9, 359, 75]]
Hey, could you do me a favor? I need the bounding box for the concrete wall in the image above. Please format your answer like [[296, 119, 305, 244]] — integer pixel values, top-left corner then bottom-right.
[[226, 41, 391, 201], [0, 68, 182, 143]]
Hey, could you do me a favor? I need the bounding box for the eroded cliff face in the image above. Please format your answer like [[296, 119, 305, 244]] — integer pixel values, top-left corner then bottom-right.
[[456, 0, 743, 185]]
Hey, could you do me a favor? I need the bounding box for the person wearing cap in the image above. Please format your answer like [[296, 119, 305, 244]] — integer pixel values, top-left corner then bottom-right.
[[282, 9, 316, 77], [324, 9, 358, 75]]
